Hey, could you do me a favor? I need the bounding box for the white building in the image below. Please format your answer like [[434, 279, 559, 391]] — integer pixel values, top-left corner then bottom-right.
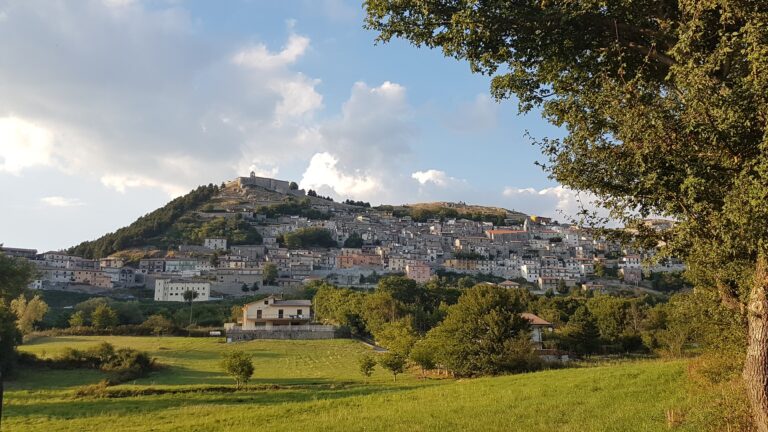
[[204, 238, 228, 251], [154, 279, 210, 302]]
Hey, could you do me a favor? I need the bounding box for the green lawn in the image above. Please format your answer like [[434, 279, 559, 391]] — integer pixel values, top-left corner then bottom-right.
[[4, 336, 693, 432]]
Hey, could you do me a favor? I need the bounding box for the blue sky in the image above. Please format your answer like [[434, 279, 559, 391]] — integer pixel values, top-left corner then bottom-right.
[[0, 0, 587, 252]]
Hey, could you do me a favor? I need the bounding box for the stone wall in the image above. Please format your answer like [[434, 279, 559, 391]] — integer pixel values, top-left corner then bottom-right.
[[226, 327, 337, 341]]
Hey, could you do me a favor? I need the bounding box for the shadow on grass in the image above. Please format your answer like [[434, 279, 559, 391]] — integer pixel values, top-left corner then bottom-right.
[[4, 382, 419, 420]]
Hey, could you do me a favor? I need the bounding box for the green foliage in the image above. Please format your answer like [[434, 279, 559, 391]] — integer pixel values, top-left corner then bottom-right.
[[373, 317, 418, 357], [358, 354, 376, 378], [10, 294, 49, 334], [220, 351, 254, 388], [560, 306, 601, 355], [378, 352, 406, 381], [42, 342, 155, 385], [0, 254, 36, 303], [343, 199, 371, 208], [343, 232, 364, 248], [183, 216, 263, 246], [91, 304, 119, 330], [409, 339, 436, 377], [140, 315, 176, 337], [421, 284, 535, 376], [256, 199, 330, 220], [68, 311, 87, 327], [69, 184, 218, 258], [283, 227, 337, 249], [650, 272, 688, 292], [0, 302, 22, 374], [262, 263, 278, 285]]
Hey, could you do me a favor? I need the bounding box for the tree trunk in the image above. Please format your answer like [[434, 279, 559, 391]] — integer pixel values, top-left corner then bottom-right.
[[745, 259, 768, 432], [1, 369, 4, 431]]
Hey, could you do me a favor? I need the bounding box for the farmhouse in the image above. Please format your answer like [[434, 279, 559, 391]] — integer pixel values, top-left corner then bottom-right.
[[521, 312, 554, 348], [241, 295, 312, 329]]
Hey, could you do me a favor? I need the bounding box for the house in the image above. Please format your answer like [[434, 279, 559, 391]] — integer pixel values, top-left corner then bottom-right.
[[241, 295, 312, 329], [521, 312, 554, 347], [154, 279, 210, 302], [204, 238, 228, 251], [405, 262, 431, 283], [498, 280, 520, 289]]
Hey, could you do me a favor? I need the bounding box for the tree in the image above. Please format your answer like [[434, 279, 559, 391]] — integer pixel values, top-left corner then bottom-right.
[[141, 314, 175, 337], [183, 290, 199, 329], [556, 279, 568, 295], [343, 232, 364, 248], [409, 339, 436, 378], [373, 316, 418, 357], [288, 181, 299, 190], [262, 263, 278, 285], [210, 253, 220, 268], [10, 294, 48, 335], [420, 284, 533, 376], [68, 311, 86, 327], [91, 304, 118, 329], [365, 2, 768, 426], [378, 352, 406, 382], [220, 351, 254, 389], [0, 253, 35, 429], [241, 283, 249, 293], [594, 261, 606, 278], [250, 282, 259, 292], [562, 306, 601, 355], [358, 354, 376, 379]]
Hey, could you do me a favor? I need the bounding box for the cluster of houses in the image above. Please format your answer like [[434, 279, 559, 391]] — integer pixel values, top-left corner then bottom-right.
[[2, 174, 684, 301]]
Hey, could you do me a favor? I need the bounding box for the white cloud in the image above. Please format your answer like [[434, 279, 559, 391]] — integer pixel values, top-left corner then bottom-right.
[[101, 175, 186, 197], [300, 152, 380, 197], [40, 196, 84, 207], [0, 116, 55, 174], [502, 185, 605, 221], [0, 2, 330, 196], [411, 169, 465, 187], [272, 74, 323, 121], [232, 34, 310, 70], [295, 81, 418, 202]]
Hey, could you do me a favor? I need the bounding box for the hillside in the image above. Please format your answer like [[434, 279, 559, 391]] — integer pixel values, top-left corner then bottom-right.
[[66, 177, 529, 259], [7, 336, 692, 432]]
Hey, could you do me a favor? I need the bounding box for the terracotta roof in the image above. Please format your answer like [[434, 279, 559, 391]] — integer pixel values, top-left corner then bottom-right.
[[521, 313, 553, 326]]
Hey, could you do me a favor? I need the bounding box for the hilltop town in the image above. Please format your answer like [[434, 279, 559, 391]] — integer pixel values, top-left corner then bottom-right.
[[2, 172, 684, 301]]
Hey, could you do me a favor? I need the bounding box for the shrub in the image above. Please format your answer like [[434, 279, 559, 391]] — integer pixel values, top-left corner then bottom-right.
[[220, 351, 254, 389]]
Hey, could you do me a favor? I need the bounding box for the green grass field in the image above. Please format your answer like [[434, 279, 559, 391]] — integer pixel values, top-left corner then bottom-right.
[[4, 336, 693, 432]]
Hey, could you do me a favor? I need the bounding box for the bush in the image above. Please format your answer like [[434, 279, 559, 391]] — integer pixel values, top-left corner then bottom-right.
[[28, 342, 155, 385], [220, 351, 254, 389]]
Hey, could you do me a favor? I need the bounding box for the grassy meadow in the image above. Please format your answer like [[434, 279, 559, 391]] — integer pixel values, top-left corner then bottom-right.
[[4, 336, 694, 432]]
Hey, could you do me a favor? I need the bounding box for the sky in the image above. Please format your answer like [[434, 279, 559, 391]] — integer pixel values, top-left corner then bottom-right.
[[0, 0, 593, 252]]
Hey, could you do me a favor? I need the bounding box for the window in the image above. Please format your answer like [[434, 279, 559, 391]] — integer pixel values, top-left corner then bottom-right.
[[297, 309, 303, 316], [278, 309, 283, 318], [264, 300, 269, 305], [256, 310, 262, 319]]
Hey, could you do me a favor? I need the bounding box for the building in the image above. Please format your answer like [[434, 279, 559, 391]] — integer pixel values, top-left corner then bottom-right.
[[521, 313, 554, 347], [73, 270, 113, 288], [99, 257, 125, 269], [204, 238, 228, 251], [241, 295, 312, 329], [0, 246, 37, 259], [154, 279, 210, 302], [139, 258, 166, 274], [405, 262, 431, 283]]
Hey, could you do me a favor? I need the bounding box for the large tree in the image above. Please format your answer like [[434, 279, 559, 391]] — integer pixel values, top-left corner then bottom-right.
[[365, 0, 768, 427]]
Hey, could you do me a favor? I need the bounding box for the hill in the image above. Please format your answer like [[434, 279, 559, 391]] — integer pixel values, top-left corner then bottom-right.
[[66, 177, 529, 259], [7, 336, 691, 432]]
